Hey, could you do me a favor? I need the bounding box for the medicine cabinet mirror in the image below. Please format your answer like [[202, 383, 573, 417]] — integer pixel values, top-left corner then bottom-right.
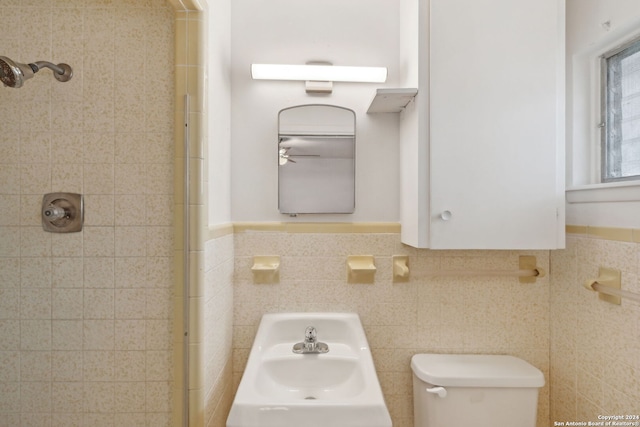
[[278, 104, 356, 214]]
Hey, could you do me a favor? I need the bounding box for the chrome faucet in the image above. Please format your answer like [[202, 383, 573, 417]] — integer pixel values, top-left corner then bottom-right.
[[292, 326, 329, 354]]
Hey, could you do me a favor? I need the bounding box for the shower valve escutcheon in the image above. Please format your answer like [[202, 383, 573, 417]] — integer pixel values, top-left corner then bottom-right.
[[42, 192, 83, 233]]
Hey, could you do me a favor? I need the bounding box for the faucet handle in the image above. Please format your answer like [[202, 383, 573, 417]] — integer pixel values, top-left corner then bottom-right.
[[304, 326, 317, 342]]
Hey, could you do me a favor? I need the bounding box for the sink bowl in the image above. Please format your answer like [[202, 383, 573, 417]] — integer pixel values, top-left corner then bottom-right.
[[257, 353, 363, 400], [226, 313, 392, 427]]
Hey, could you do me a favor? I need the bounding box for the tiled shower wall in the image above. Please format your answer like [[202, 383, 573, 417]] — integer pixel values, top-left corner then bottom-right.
[[550, 230, 640, 423], [202, 231, 234, 427], [231, 225, 551, 427], [0, 1, 176, 425]]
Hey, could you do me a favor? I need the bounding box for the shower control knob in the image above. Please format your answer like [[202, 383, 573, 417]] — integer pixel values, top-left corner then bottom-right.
[[440, 210, 452, 221], [44, 205, 67, 220]]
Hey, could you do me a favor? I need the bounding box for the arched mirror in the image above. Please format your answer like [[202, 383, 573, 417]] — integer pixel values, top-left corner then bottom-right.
[[278, 104, 356, 214]]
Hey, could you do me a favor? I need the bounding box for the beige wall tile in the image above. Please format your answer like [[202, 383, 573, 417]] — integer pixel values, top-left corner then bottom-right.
[[21, 382, 52, 413], [20, 288, 52, 319], [52, 163, 84, 193], [20, 351, 52, 382], [83, 320, 115, 350], [115, 289, 146, 319], [115, 257, 147, 288], [52, 102, 85, 133], [52, 382, 84, 414], [83, 258, 115, 288], [147, 350, 174, 381], [83, 163, 115, 194], [0, 132, 21, 164], [0, 196, 21, 227], [0, 227, 21, 257], [21, 164, 52, 195], [51, 234, 83, 261], [114, 382, 146, 412], [550, 234, 640, 424], [20, 103, 51, 134], [84, 350, 115, 381], [146, 381, 172, 412], [0, 320, 21, 351], [83, 227, 115, 257], [83, 382, 115, 413], [115, 319, 146, 351], [146, 194, 174, 226], [52, 258, 83, 288], [115, 350, 146, 382], [0, 258, 20, 288], [0, 166, 21, 195], [115, 164, 146, 195], [20, 227, 52, 257], [115, 133, 147, 164], [146, 226, 174, 257], [52, 289, 83, 320], [83, 195, 115, 227], [231, 230, 553, 426], [84, 289, 115, 319], [0, 289, 20, 319], [20, 132, 51, 164], [21, 258, 52, 288], [115, 226, 147, 256], [21, 320, 52, 350], [52, 320, 83, 351]]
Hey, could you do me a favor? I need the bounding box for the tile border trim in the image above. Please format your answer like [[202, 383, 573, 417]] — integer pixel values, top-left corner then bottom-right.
[[206, 223, 235, 239], [207, 222, 401, 237], [233, 222, 401, 234], [207, 223, 640, 242], [566, 224, 640, 243]]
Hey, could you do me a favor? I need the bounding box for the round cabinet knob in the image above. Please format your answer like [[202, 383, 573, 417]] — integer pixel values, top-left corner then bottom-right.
[[440, 210, 452, 221]]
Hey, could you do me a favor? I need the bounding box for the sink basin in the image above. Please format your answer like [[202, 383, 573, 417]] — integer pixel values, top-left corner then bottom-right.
[[257, 353, 363, 399], [226, 312, 392, 427]]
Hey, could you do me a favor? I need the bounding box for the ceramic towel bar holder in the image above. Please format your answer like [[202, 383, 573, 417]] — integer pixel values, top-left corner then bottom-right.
[[584, 267, 622, 305]]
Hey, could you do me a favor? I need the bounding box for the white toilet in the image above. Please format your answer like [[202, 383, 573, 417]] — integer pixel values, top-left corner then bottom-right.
[[411, 354, 544, 427]]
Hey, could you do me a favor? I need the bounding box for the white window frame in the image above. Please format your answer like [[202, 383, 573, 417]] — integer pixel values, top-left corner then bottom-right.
[[566, 29, 640, 205]]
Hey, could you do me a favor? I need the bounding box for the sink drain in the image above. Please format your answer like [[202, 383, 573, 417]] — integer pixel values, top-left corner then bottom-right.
[[304, 396, 316, 400]]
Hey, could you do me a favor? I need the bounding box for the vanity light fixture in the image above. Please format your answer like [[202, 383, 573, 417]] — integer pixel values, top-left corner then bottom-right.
[[251, 63, 387, 93], [251, 63, 387, 83]]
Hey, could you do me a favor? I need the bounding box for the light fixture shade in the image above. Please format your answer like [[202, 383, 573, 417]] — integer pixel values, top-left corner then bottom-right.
[[251, 63, 387, 83]]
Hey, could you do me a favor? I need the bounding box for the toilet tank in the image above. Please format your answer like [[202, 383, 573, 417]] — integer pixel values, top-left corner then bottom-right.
[[411, 354, 544, 427]]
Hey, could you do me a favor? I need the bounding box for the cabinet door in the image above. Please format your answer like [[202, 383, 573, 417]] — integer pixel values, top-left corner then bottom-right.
[[428, 0, 565, 249]]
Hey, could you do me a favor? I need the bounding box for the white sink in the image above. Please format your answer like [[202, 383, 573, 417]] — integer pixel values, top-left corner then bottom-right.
[[226, 312, 392, 427], [257, 354, 363, 399]]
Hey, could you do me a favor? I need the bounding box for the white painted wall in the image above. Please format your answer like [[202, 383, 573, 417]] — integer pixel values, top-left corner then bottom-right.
[[207, 0, 232, 225], [566, 0, 640, 227], [230, 0, 400, 222]]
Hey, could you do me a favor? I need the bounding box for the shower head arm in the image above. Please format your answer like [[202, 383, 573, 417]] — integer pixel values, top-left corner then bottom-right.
[[32, 61, 65, 75], [31, 61, 73, 83]]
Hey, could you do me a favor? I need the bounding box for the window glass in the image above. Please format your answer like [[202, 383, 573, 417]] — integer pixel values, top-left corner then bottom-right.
[[602, 38, 640, 182]]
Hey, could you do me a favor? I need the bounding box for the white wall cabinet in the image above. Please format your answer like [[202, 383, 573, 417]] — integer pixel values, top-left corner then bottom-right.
[[399, 0, 565, 249]]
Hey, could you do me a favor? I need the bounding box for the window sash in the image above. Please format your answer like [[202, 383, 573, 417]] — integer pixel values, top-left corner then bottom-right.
[[601, 36, 640, 182]]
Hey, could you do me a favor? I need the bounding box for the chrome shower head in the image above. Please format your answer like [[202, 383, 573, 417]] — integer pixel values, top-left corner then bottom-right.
[[0, 56, 34, 88], [0, 56, 73, 88]]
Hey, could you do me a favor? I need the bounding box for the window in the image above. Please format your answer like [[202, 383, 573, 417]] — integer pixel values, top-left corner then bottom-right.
[[601, 36, 640, 182]]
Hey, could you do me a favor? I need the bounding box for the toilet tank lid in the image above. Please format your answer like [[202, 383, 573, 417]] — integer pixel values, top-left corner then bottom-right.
[[411, 354, 545, 388]]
